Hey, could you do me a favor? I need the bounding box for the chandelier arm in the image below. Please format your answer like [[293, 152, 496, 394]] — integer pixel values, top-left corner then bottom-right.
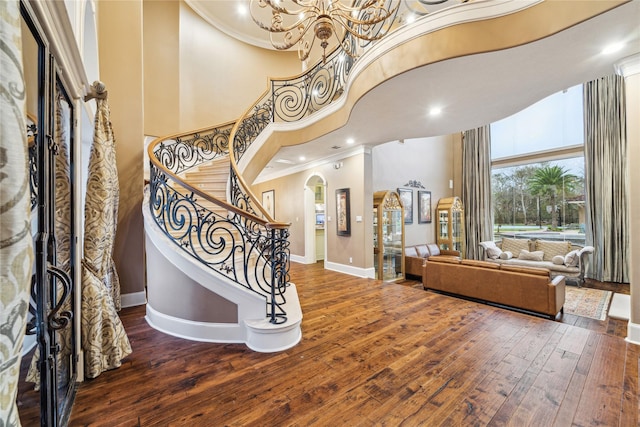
[[334, 3, 400, 27], [331, 18, 388, 43], [332, 0, 398, 17], [251, 14, 315, 35], [257, 0, 316, 16]]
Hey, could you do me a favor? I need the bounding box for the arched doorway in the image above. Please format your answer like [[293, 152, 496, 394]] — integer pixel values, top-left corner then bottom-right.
[[304, 174, 327, 264]]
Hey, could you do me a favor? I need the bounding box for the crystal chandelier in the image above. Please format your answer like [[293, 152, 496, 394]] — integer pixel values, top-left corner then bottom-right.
[[250, 0, 400, 62]]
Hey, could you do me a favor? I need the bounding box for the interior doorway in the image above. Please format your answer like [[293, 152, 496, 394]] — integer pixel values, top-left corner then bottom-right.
[[304, 174, 327, 264]]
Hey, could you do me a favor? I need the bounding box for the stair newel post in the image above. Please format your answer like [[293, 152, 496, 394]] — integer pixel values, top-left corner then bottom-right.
[[269, 226, 277, 324]]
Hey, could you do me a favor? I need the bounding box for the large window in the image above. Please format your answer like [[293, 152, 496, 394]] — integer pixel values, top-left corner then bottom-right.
[[490, 85, 585, 243]]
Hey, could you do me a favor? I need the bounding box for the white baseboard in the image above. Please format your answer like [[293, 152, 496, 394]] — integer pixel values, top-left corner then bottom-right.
[[627, 321, 640, 346], [290, 254, 307, 264], [121, 291, 147, 308], [145, 304, 245, 343], [324, 261, 375, 278]]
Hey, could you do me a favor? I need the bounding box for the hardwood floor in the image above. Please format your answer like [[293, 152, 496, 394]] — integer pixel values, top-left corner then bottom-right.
[[19, 262, 637, 426]]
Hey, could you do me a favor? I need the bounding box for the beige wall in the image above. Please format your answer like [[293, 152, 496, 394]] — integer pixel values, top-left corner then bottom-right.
[[142, 1, 301, 137], [143, 0, 180, 136], [97, 0, 145, 296], [372, 135, 460, 246], [252, 151, 372, 268]]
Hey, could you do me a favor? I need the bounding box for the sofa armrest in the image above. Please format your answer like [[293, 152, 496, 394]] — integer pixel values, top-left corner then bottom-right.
[[577, 246, 594, 283], [549, 275, 566, 317], [439, 249, 460, 257]]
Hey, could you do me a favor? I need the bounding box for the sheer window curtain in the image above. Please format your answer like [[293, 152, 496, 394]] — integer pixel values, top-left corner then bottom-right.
[[583, 75, 630, 283], [462, 126, 493, 260]]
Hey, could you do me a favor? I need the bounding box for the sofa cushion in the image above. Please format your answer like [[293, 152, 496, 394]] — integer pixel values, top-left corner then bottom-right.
[[486, 246, 502, 259], [535, 240, 572, 262], [461, 259, 500, 269], [405, 246, 419, 257], [552, 255, 565, 265], [500, 264, 550, 276], [415, 244, 430, 258], [501, 238, 531, 256], [564, 249, 580, 267], [519, 250, 544, 261], [499, 251, 513, 260], [426, 243, 440, 256]]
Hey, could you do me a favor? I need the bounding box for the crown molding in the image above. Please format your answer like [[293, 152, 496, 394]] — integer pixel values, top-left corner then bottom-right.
[[615, 53, 640, 78], [27, 0, 88, 99]]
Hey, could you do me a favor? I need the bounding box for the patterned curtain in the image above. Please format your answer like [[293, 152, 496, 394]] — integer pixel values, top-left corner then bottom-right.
[[584, 75, 630, 283], [0, 1, 34, 425], [82, 81, 131, 378], [462, 126, 494, 260]]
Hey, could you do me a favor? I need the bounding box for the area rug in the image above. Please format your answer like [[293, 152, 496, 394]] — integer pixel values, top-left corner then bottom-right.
[[607, 293, 630, 320], [564, 287, 612, 321]]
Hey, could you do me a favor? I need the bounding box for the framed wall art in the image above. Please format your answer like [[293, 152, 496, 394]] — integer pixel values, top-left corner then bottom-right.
[[418, 190, 432, 223], [262, 189, 275, 218], [398, 188, 413, 224], [335, 188, 351, 236]]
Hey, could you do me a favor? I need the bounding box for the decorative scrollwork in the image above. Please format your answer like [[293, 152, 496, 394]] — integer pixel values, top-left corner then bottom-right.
[[272, 46, 352, 123], [28, 140, 38, 211], [153, 123, 233, 175], [46, 265, 73, 330], [149, 164, 289, 323]]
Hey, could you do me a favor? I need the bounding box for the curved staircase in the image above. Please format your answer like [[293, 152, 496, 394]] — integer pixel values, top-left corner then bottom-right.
[[142, 0, 625, 352]]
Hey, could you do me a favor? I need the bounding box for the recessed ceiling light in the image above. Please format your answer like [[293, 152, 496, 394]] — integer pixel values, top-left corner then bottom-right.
[[406, 15, 415, 24], [602, 42, 624, 55], [299, 156, 306, 161], [346, 138, 355, 145], [429, 107, 442, 116], [237, 4, 247, 15]]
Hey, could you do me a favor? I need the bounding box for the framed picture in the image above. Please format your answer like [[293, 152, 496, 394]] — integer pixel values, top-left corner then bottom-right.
[[262, 190, 275, 218], [335, 188, 351, 236], [418, 190, 432, 223], [398, 188, 413, 224]]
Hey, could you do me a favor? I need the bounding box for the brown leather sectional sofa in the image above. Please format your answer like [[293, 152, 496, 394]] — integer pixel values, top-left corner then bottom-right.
[[404, 243, 460, 278], [423, 257, 565, 320]]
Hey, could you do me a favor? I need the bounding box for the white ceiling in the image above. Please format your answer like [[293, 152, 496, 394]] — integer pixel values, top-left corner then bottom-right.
[[185, 1, 640, 182]]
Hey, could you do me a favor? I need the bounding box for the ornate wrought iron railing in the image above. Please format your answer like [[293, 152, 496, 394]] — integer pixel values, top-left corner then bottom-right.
[[148, 122, 289, 324], [148, 0, 467, 324]]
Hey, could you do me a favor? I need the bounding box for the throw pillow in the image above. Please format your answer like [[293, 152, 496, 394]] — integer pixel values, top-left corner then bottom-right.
[[518, 250, 544, 261], [552, 255, 565, 265], [564, 249, 580, 267], [501, 238, 530, 257], [479, 241, 498, 249], [499, 251, 513, 260], [486, 246, 502, 259], [535, 240, 573, 262]]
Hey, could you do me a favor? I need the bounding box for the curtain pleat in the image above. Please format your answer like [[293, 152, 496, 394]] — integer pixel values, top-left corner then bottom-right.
[[462, 126, 493, 260], [81, 81, 131, 379], [583, 74, 630, 283], [0, 1, 34, 425]]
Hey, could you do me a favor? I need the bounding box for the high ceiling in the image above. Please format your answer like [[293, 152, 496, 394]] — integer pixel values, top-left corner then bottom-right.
[[185, 1, 640, 182]]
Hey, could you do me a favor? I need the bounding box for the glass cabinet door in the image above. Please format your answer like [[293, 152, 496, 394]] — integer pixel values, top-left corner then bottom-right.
[[436, 197, 465, 256], [373, 190, 405, 281]]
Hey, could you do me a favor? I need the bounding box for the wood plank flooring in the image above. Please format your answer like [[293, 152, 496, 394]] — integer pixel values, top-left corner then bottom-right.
[[19, 262, 638, 426]]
